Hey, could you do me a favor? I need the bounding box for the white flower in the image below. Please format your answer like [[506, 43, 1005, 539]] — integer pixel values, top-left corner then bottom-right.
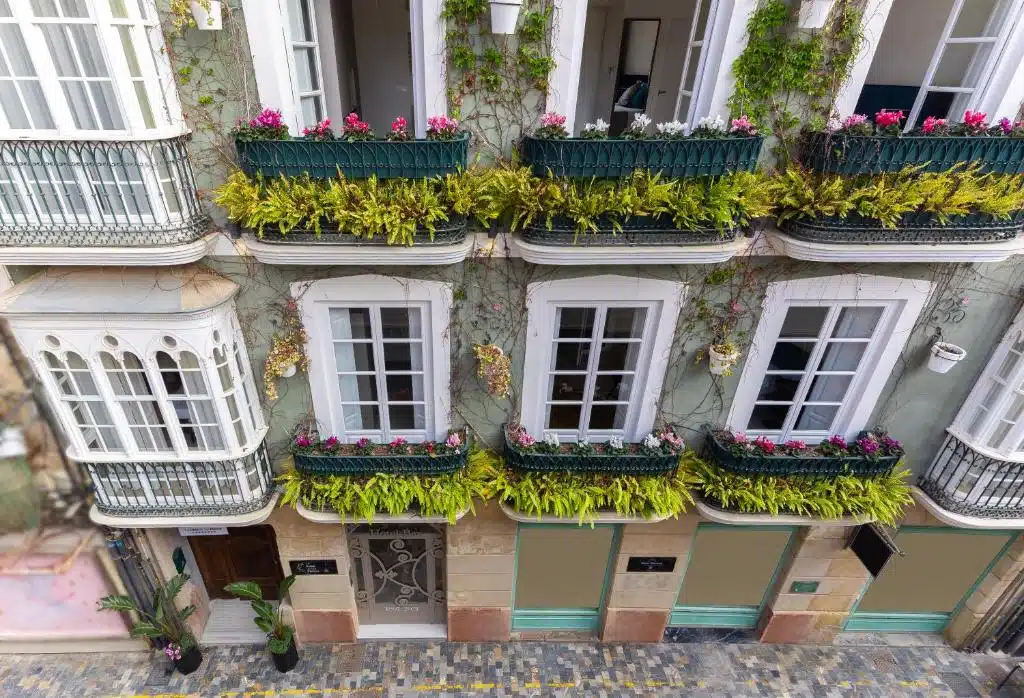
[[826, 117, 841, 132], [696, 115, 726, 132], [630, 113, 652, 131], [643, 433, 661, 449], [608, 435, 624, 450], [544, 432, 560, 448], [656, 120, 688, 136], [583, 118, 609, 133]]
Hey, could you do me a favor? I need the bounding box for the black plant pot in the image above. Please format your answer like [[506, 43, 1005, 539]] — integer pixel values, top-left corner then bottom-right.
[[271, 639, 299, 673], [174, 647, 203, 675]]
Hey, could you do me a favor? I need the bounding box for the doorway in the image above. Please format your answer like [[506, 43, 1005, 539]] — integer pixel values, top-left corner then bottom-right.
[[348, 524, 447, 638], [670, 524, 796, 628]]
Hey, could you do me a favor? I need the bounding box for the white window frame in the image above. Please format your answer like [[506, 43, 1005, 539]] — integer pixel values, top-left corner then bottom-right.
[[295, 275, 452, 443], [727, 275, 931, 442], [0, 0, 184, 138], [281, 0, 326, 131], [242, 0, 447, 138], [521, 275, 684, 442]]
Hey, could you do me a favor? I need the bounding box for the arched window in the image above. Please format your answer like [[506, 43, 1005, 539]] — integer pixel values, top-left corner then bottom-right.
[[214, 343, 247, 448], [155, 349, 225, 452], [100, 349, 172, 452], [42, 349, 121, 452]]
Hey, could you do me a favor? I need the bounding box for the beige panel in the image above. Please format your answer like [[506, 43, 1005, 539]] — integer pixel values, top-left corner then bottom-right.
[[678, 528, 793, 607], [515, 527, 615, 609], [857, 531, 1012, 614]]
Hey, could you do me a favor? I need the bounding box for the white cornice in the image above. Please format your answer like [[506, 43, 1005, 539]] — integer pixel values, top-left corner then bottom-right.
[[244, 233, 475, 265], [498, 501, 673, 524], [766, 230, 1024, 263], [87, 491, 280, 529], [295, 501, 470, 524], [510, 235, 749, 265], [695, 498, 875, 527], [0, 234, 216, 266], [910, 486, 1024, 529]]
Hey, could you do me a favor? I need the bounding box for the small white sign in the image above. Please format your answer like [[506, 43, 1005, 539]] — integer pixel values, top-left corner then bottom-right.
[[178, 526, 228, 537]]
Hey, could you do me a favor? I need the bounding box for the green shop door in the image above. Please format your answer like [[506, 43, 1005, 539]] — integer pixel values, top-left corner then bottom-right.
[[671, 524, 796, 628], [512, 524, 619, 631], [846, 527, 1017, 632]]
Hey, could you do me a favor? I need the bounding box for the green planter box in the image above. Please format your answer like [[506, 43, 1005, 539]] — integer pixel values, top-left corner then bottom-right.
[[503, 430, 679, 475], [256, 216, 468, 245], [522, 215, 740, 246], [704, 432, 898, 478], [802, 131, 1024, 174], [293, 450, 467, 476], [236, 132, 469, 179], [782, 211, 1024, 245], [520, 136, 763, 178]]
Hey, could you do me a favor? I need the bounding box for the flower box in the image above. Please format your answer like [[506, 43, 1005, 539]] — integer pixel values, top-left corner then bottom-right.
[[521, 216, 741, 246], [802, 131, 1024, 174], [292, 432, 468, 476], [255, 216, 468, 246], [503, 428, 680, 475], [235, 132, 470, 179], [781, 211, 1024, 245], [520, 135, 763, 178], [704, 431, 900, 478]]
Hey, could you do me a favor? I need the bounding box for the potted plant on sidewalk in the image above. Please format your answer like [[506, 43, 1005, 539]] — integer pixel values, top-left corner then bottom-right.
[[224, 576, 299, 673], [98, 573, 202, 675]]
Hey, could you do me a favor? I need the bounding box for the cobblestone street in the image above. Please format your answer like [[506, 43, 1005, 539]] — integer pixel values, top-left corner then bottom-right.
[[1, 640, 1021, 698]]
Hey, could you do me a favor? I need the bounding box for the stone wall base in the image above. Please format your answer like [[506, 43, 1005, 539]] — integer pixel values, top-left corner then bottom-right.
[[758, 609, 846, 644], [293, 609, 357, 644], [602, 608, 669, 643], [448, 607, 510, 641]]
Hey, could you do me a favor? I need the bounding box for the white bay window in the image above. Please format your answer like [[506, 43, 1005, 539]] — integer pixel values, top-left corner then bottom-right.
[[728, 276, 931, 442]]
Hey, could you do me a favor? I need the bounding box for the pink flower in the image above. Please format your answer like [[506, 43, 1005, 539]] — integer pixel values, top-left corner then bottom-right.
[[881, 436, 902, 452], [445, 432, 463, 449], [874, 109, 904, 128], [828, 435, 847, 449], [752, 436, 776, 454], [784, 440, 807, 452], [516, 431, 536, 447], [856, 436, 880, 455], [964, 110, 988, 128], [426, 115, 459, 137], [389, 437, 407, 448], [164, 643, 182, 661], [1000, 117, 1013, 135], [921, 116, 948, 134], [732, 431, 748, 443], [356, 437, 371, 449], [729, 115, 757, 136], [841, 114, 868, 130], [343, 112, 371, 135], [729, 300, 742, 314], [294, 434, 312, 448], [391, 116, 408, 132], [323, 436, 339, 450], [540, 112, 567, 127], [658, 431, 683, 449], [251, 108, 284, 129]]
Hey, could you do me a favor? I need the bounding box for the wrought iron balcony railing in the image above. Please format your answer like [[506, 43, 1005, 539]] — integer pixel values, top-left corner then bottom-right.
[[919, 432, 1024, 518], [84, 441, 274, 517], [0, 136, 208, 247]]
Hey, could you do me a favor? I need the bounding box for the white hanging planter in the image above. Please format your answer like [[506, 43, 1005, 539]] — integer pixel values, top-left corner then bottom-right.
[[798, 0, 837, 29], [190, 1, 222, 31], [709, 344, 740, 376], [0, 426, 26, 460], [279, 363, 297, 379], [928, 342, 966, 374], [489, 0, 523, 34]]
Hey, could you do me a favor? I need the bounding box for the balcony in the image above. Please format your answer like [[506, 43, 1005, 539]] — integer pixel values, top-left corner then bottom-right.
[[917, 432, 1024, 524], [0, 136, 212, 265], [84, 440, 277, 525]]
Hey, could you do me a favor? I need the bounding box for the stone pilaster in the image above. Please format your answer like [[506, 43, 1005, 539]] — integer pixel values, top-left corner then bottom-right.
[[142, 527, 210, 641], [601, 515, 698, 642], [445, 500, 517, 641]]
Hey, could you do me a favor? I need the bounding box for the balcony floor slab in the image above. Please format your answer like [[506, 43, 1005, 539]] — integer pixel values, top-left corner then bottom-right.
[[243, 233, 474, 265], [911, 486, 1024, 529], [766, 231, 1024, 263], [0, 233, 217, 266], [87, 491, 280, 529], [695, 497, 875, 527]]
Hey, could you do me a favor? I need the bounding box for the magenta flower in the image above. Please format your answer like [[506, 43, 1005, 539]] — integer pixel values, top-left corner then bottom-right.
[[294, 434, 312, 448], [389, 437, 407, 449], [856, 437, 880, 455], [841, 114, 868, 130], [392, 116, 408, 132], [426, 115, 459, 140], [445, 432, 463, 449], [323, 436, 340, 450], [1000, 117, 1014, 135], [921, 116, 948, 134], [516, 431, 536, 447], [881, 436, 902, 452], [964, 110, 988, 128], [356, 437, 371, 449], [302, 118, 333, 141], [732, 431, 748, 443], [251, 108, 284, 129], [729, 115, 757, 136], [874, 109, 904, 129], [387, 116, 411, 141], [752, 436, 776, 454], [784, 439, 807, 452], [828, 435, 847, 449], [164, 643, 183, 661]]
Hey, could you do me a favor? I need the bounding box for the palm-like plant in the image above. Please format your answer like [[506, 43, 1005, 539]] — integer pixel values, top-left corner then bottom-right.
[[98, 573, 197, 651], [224, 576, 297, 654]]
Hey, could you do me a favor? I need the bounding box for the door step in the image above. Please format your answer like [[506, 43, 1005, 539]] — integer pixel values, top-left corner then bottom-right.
[[201, 599, 274, 645], [356, 623, 447, 640]]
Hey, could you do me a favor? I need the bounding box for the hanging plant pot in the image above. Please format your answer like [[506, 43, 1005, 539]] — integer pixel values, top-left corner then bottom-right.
[[190, 1, 222, 30], [174, 646, 203, 675], [798, 0, 837, 29], [928, 342, 967, 374], [489, 0, 523, 34], [709, 344, 740, 376], [271, 639, 299, 673], [279, 363, 297, 379]]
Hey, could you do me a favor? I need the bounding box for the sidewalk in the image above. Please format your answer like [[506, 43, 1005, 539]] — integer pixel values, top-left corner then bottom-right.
[[0, 640, 1020, 697]]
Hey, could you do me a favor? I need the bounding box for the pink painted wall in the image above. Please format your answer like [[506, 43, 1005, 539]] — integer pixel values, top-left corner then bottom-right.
[[0, 553, 129, 639]]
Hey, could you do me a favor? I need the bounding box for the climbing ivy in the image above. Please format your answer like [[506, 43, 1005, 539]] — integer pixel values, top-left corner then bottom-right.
[[729, 0, 863, 157]]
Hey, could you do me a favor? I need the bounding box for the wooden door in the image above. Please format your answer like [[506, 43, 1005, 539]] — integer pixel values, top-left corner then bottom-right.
[[189, 525, 284, 600]]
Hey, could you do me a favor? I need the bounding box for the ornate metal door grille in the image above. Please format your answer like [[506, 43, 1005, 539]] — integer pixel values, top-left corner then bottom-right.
[[348, 525, 445, 625]]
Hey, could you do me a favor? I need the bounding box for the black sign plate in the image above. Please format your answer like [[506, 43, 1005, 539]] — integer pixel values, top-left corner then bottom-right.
[[626, 556, 677, 573], [289, 559, 339, 575], [849, 524, 898, 577]]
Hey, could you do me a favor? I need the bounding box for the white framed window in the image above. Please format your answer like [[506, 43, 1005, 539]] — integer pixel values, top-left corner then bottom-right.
[[727, 275, 931, 442], [284, 0, 325, 129], [296, 275, 452, 443], [0, 0, 181, 137], [521, 276, 684, 442], [100, 348, 173, 452], [42, 347, 122, 452]]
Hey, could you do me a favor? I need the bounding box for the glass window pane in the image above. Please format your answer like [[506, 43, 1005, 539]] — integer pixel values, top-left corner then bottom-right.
[[109, 0, 128, 18], [547, 404, 582, 430], [383, 343, 423, 372], [818, 342, 868, 372], [117, 27, 142, 76], [30, 0, 59, 16], [380, 307, 421, 339], [0, 0, 11, 16], [385, 374, 423, 402], [334, 342, 374, 372], [330, 307, 372, 339], [806, 375, 853, 403], [41, 26, 77, 77], [603, 308, 646, 339], [933, 43, 991, 88], [990, 421, 1013, 449], [89, 82, 125, 130], [795, 405, 839, 431], [549, 374, 586, 401], [342, 404, 379, 430], [756, 374, 800, 402], [832, 307, 883, 339], [589, 404, 628, 430], [556, 308, 595, 338], [780, 306, 828, 338], [748, 404, 789, 431], [60, 0, 88, 17], [287, 0, 314, 41], [997, 351, 1021, 380], [769, 341, 815, 371], [389, 404, 425, 430], [598, 342, 639, 372], [593, 373, 633, 402], [293, 48, 319, 92], [553, 342, 590, 371], [69, 25, 107, 77], [0, 26, 36, 76], [951, 0, 1000, 38], [339, 374, 377, 402], [20, 82, 54, 128], [0, 83, 28, 128], [300, 96, 320, 129]]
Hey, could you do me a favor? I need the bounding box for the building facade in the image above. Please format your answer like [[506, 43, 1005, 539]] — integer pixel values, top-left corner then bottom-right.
[[2, 0, 1024, 649]]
